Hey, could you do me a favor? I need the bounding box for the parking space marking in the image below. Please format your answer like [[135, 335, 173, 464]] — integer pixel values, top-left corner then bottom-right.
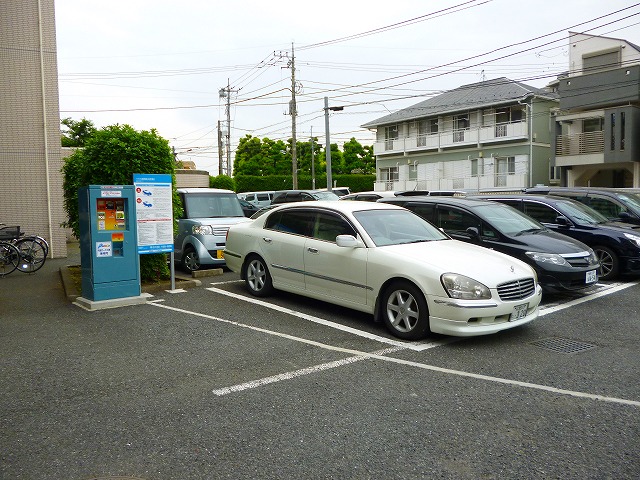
[[212, 347, 403, 396], [150, 302, 640, 407], [539, 280, 638, 316], [206, 286, 454, 352]]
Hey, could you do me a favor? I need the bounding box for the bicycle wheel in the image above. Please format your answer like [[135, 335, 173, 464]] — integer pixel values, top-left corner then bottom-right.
[[15, 237, 47, 273], [0, 241, 20, 277]]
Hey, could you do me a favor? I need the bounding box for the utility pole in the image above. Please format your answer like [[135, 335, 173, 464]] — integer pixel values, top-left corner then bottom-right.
[[323, 98, 343, 191], [217, 120, 223, 176], [310, 126, 315, 190], [289, 43, 298, 189], [218, 80, 237, 177]]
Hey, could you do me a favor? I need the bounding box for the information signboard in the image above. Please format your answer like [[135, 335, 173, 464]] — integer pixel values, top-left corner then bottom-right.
[[133, 174, 174, 254]]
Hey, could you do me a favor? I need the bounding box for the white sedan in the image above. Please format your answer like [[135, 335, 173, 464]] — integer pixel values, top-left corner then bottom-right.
[[224, 201, 542, 340]]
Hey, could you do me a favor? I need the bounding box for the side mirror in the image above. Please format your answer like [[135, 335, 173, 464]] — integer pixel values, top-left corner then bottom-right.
[[556, 215, 571, 227], [336, 235, 363, 248]]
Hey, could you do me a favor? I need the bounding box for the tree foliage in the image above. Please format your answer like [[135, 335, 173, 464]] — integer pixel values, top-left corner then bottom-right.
[[61, 124, 180, 281], [61, 117, 96, 147], [209, 174, 235, 190], [233, 134, 372, 177]]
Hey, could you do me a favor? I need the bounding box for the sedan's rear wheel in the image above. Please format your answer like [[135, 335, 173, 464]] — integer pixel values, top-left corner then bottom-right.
[[593, 245, 619, 280], [381, 281, 430, 340], [244, 255, 274, 297]]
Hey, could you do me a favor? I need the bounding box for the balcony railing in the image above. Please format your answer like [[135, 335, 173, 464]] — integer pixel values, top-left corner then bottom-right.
[[375, 120, 528, 155], [556, 131, 604, 156]]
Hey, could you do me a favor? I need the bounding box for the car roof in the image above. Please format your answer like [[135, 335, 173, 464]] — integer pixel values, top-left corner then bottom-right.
[[177, 188, 235, 194], [380, 195, 498, 208], [527, 186, 640, 195], [264, 200, 405, 214]]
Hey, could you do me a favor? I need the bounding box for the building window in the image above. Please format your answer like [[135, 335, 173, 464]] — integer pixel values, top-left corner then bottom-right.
[[495, 157, 515, 187], [384, 125, 398, 150], [621, 112, 625, 151], [380, 166, 399, 189], [417, 120, 427, 147], [550, 165, 561, 182], [610, 113, 615, 151], [429, 118, 438, 134], [453, 114, 468, 143], [471, 158, 484, 177], [583, 118, 604, 132]]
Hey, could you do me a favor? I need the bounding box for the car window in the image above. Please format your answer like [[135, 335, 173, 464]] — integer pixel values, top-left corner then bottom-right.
[[183, 193, 244, 218], [353, 209, 448, 246], [587, 195, 625, 220], [405, 203, 435, 223], [555, 200, 608, 225], [312, 191, 340, 201], [436, 206, 480, 235], [523, 202, 560, 224], [473, 203, 544, 236], [265, 210, 312, 236], [311, 212, 356, 242], [256, 193, 270, 202]]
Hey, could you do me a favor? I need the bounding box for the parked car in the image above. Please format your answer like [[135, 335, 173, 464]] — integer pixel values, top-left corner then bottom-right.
[[271, 189, 340, 204], [175, 188, 251, 272], [378, 195, 600, 292], [238, 198, 260, 217], [340, 191, 400, 202], [525, 187, 640, 226], [317, 187, 351, 197], [241, 191, 275, 208], [224, 201, 542, 340], [473, 194, 640, 280]]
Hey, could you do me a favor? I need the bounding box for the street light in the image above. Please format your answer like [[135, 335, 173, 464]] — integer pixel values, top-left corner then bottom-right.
[[324, 97, 344, 192]]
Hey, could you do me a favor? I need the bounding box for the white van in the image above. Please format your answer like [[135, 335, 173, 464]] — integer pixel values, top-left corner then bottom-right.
[[242, 191, 274, 208]]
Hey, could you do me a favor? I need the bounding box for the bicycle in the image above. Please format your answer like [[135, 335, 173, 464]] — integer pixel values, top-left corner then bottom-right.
[[0, 240, 20, 277], [0, 224, 49, 273]]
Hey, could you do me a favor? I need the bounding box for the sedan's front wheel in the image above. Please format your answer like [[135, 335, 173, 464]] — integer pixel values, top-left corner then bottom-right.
[[593, 245, 619, 280], [381, 281, 430, 340], [244, 255, 274, 297]]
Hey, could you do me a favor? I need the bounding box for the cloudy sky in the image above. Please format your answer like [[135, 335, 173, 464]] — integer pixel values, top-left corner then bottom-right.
[[54, 0, 640, 175]]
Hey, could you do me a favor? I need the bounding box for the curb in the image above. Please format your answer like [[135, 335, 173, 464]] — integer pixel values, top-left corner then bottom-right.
[[59, 265, 201, 303]]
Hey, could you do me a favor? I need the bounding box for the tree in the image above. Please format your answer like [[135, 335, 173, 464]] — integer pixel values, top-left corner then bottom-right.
[[61, 117, 96, 147], [343, 137, 375, 174], [209, 174, 235, 190], [61, 124, 179, 281]]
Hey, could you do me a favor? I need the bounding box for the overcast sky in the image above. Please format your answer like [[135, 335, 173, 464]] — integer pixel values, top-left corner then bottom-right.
[[54, 0, 640, 175]]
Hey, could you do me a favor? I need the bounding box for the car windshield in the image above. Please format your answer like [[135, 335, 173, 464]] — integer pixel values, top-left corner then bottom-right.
[[353, 209, 448, 246], [311, 191, 340, 201], [556, 199, 609, 225], [617, 192, 640, 215], [473, 203, 545, 235], [184, 193, 244, 218]]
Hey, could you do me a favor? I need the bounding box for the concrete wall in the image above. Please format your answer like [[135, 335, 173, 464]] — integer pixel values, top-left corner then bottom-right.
[[0, 0, 67, 258]]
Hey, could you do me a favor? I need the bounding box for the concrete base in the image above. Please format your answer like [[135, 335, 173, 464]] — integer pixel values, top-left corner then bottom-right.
[[74, 293, 150, 311]]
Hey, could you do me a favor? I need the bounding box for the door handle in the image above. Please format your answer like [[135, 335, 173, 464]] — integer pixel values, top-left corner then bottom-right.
[[307, 247, 318, 254], [262, 237, 272, 243]]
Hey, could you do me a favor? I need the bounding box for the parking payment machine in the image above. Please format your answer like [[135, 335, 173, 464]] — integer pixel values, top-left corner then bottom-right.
[[78, 185, 141, 301]]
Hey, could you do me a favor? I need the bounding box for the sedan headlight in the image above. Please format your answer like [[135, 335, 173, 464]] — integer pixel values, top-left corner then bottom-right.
[[193, 225, 213, 235], [525, 251, 567, 266], [624, 233, 640, 248], [441, 273, 491, 300]]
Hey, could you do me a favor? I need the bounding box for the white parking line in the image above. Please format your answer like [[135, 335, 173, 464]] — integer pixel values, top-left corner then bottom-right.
[[149, 301, 640, 407], [206, 286, 454, 352], [539, 280, 638, 316]]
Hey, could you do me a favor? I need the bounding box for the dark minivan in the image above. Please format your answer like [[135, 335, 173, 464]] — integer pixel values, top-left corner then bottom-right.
[[525, 187, 640, 226], [379, 195, 600, 292], [476, 194, 640, 280]]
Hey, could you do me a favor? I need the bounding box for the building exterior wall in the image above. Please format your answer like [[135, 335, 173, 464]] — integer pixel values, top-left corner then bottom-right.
[[0, 0, 67, 257], [175, 170, 210, 188]]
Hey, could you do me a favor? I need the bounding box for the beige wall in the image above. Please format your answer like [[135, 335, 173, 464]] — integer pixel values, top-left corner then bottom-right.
[[0, 0, 67, 258], [175, 170, 210, 188]]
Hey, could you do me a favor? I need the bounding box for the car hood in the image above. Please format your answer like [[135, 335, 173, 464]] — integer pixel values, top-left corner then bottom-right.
[[513, 230, 591, 253], [381, 239, 535, 285], [597, 221, 640, 233]]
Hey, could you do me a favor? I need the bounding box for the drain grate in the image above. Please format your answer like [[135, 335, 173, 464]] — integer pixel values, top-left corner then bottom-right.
[[530, 337, 597, 354]]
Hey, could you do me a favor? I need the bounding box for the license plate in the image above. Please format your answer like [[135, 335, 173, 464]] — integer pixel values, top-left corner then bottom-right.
[[511, 303, 528, 322], [216, 250, 224, 259], [585, 269, 597, 284]]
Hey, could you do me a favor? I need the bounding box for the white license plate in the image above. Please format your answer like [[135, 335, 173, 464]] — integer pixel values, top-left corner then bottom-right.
[[585, 269, 597, 284], [511, 303, 528, 322]]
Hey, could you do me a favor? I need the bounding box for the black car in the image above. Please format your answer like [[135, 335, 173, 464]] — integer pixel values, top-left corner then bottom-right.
[[525, 187, 640, 226], [238, 198, 259, 217], [475, 194, 640, 280], [378, 195, 600, 292]]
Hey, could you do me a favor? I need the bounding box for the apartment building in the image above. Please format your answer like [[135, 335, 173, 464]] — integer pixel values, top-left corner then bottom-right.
[[551, 32, 640, 188], [361, 77, 558, 192], [0, 0, 67, 257]]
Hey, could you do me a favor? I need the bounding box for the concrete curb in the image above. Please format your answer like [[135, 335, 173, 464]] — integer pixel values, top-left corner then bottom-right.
[[59, 265, 201, 303]]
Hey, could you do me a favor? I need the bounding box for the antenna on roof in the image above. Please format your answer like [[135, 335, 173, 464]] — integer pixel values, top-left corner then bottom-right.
[[481, 69, 485, 82]]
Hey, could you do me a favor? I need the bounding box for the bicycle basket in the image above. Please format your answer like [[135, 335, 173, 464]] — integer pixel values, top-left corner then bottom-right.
[[0, 226, 21, 240]]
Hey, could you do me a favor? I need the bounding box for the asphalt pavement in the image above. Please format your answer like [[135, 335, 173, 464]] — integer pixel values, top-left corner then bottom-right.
[[1, 243, 639, 480]]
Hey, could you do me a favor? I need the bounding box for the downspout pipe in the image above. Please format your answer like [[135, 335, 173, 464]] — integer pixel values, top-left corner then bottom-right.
[[518, 95, 534, 188]]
